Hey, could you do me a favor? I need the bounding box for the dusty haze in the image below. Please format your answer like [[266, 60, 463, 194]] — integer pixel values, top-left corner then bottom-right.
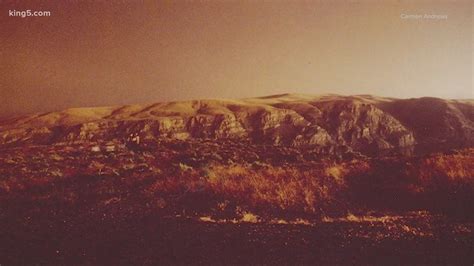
[[0, 0, 472, 117]]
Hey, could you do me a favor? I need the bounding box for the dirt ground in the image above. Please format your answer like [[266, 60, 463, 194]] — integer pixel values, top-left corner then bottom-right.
[[1, 211, 473, 265]]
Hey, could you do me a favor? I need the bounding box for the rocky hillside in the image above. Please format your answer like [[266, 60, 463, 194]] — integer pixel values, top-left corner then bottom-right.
[[1, 94, 472, 155]]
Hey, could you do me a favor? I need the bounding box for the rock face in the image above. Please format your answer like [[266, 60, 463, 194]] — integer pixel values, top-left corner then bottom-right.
[[1, 94, 472, 155]]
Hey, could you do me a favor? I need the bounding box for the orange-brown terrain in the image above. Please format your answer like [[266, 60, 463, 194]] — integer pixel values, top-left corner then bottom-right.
[[0, 94, 473, 265]]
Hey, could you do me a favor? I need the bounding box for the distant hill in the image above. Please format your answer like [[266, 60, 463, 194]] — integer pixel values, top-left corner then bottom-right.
[[1, 94, 472, 155]]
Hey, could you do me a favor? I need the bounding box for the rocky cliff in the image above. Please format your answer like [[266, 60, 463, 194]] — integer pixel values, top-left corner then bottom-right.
[[1, 94, 472, 155]]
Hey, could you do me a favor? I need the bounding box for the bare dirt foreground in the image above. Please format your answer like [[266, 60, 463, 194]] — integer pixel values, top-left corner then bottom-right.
[[0, 212, 473, 265], [0, 140, 473, 265]]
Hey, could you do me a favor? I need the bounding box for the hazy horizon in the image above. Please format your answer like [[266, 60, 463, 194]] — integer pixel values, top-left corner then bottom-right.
[[1, 0, 472, 117]]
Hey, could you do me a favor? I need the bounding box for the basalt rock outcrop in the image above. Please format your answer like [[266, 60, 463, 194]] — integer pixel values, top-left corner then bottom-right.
[[1, 94, 472, 156]]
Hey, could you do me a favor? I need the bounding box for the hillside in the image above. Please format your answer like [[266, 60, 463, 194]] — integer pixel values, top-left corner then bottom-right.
[[1, 94, 473, 155], [1, 94, 473, 265]]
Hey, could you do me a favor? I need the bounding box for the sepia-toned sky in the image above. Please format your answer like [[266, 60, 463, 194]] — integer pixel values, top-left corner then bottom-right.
[[0, 0, 472, 117]]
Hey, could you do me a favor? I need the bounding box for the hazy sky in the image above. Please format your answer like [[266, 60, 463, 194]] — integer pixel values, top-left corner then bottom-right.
[[0, 0, 472, 117]]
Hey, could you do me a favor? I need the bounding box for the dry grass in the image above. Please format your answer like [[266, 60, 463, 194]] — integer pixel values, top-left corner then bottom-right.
[[201, 165, 327, 215], [1, 143, 472, 220]]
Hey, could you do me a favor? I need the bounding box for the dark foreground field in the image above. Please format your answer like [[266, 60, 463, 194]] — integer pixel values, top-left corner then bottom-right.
[[1, 211, 473, 265], [0, 141, 473, 265]]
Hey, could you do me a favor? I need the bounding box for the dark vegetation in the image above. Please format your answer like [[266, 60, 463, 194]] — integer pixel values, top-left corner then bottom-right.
[[1, 140, 473, 219], [0, 139, 473, 264]]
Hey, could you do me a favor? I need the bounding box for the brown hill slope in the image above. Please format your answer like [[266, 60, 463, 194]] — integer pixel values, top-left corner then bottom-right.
[[0, 94, 472, 155]]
